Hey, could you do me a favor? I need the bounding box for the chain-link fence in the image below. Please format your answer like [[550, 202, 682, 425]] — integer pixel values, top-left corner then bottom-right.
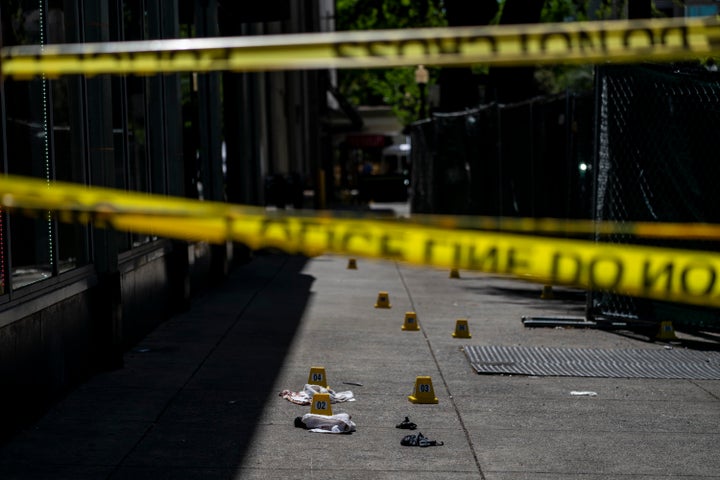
[[591, 64, 720, 331], [409, 92, 594, 219], [408, 63, 720, 332]]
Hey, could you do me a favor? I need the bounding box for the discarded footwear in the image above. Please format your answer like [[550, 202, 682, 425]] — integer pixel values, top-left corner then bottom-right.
[[400, 432, 444, 447], [401, 433, 420, 446], [419, 435, 444, 447], [395, 416, 417, 430]]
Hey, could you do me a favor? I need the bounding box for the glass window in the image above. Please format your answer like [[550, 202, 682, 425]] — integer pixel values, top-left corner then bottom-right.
[[0, 211, 6, 295], [1, 0, 90, 289], [53, 72, 91, 274], [123, 1, 154, 248]]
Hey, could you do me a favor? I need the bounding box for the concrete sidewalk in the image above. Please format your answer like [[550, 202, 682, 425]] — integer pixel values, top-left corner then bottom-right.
[[1, 252, 719, 479]]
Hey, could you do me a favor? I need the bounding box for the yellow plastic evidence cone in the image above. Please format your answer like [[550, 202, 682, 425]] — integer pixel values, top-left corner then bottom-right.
[[374, 291, 391, 308], [449, 268, 460, 279], [347, 258, 357, 270], [408, 376, 438, 404], [540, 285, 554, 299], [310, 392, 333, 416], [307, 366, 328, 388], [402, 311, 420, 331], [452, 319, 472, 338], [656, 321, 678, 340]]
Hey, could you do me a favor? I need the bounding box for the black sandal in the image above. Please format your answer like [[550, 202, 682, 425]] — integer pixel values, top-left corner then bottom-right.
[[396, 416, 417, 430], [401, 432, 444, 447], [419, 435, 444, 447], [401, 433, 420, 446]]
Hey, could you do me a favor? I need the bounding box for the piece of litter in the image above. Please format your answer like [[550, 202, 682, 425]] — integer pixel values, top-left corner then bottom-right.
[[570, 391, 597, 396], [342, 381, 363, 386]]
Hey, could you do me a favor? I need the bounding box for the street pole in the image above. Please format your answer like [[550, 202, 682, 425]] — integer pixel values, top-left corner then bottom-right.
[[415, 65, 429, 120]]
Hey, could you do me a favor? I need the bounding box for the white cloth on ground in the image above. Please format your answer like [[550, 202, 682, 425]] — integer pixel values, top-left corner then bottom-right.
[[300, 412, 356, 433], [279, 384, 355, 405]]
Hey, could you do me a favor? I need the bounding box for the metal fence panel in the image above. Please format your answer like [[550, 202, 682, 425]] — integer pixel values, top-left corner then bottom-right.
[[591, 64, 720, 330], [409, 93, 593, 219]]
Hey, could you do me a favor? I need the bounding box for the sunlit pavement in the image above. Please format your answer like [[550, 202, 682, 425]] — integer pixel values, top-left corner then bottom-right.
[[1, 252, 718, 479]]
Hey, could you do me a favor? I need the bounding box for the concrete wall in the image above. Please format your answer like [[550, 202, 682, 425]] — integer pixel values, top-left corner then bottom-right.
[[0, 288, 96, 441], [120, 246, 174, 349], [0, 240, 224, 442]]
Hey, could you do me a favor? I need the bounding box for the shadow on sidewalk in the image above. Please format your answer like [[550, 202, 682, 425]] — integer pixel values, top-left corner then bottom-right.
[[0, 253, 315, 479], [118, 253, 316, 475]]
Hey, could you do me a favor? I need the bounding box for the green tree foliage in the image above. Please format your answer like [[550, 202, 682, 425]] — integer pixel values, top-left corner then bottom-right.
[[541, 0, 589, 22], [534, 0, 652, 94], [336, 0, 446, 125], [336, 0, 622, 119], [535, 0, 593, 94], [336, 0, 446, 30]]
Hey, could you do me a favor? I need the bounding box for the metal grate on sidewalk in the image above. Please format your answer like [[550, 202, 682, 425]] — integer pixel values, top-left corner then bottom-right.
[[463, 345, 720, 380]]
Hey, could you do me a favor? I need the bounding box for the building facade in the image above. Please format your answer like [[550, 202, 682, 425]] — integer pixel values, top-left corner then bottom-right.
[[0, 0, 333, 439]]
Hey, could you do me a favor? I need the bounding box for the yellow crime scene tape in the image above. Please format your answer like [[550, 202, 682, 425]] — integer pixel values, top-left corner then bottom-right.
[[2, 174, 720, 309], [2, 16, 720, 78], [3, 173, 720, 241], [397, 214, 720, 241], [2, 18, 720, 309]]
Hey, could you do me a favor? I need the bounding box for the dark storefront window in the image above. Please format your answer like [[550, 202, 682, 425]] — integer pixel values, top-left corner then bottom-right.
[[122, 1, 153, 249], [1, 1, 89, 290], [108, 0, 155, 251], [0, 0, 181, 293]]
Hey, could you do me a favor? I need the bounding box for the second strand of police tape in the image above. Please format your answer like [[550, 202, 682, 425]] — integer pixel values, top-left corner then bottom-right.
[[106, 211, 720, 309], [2, 173, 719, 309]]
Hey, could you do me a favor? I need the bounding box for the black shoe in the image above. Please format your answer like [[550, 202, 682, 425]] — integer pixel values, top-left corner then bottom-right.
[[395, 416, 417, 430], [419, 435, 444, 447], [401, 432, 443, 447], [401, 433, 421, 446]]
